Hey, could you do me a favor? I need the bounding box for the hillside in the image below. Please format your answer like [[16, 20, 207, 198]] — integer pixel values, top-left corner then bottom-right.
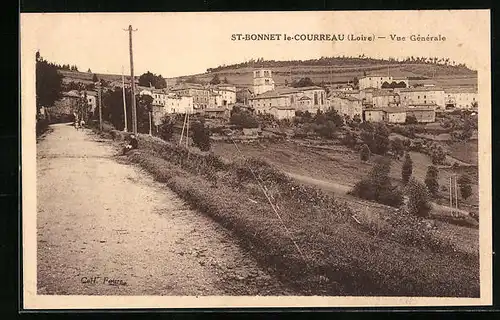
[[59, 59, 478, 90], [169, 63, 477, 88]]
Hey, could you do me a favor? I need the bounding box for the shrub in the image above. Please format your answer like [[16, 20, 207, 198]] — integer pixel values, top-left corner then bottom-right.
[[458, 174, 473, 200], [191, 121, 211, 151], [230, 110, 259, 128], [360, 144, 371, 161], [158, 115, 175, 141], [424, 165, 439, 197], [405, 178, 432, 217], [401, 153, 413, 184], [378, 186, 404, 207], [36, 118, 49, 137], [431, 146, 446, 165], [391, 137, 405, 159], [406, 115, 418, 125], [341, 131, 357, 148], [350, 178, 376, 200], [315, 120, 338, 139]]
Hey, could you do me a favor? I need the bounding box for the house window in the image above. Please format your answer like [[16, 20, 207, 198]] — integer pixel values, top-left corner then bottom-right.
[[264, 71, 270, 77]]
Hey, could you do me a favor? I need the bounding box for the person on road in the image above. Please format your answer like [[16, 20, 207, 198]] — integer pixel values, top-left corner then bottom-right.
[[122, 134, 138, 155]]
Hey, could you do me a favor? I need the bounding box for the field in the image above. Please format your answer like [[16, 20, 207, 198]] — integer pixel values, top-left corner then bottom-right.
[[447, 140, 479, 166], [212, 139, 479, 220]]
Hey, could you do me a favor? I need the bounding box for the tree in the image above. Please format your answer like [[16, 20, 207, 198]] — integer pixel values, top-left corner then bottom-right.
[[353, 76, 359, 87], [391, 137, 405, 159], [361, 122, 391, 155], [360, 144, 371, 161], [341, 131, 357, 148], [223, 77, 230, 84], [92, 74, 99, 83], [458, 174, 473, 200], [352, 114, 362, 125], [87, 68, 92, 73], [158, 115, 175, 141], [136, 94, 154, 133], [402, 153, 413, 184], [431, 145, 446, 165], [191, 121, 211, 151], [405, 178, 432, 217], [102, 87, 132, 131], [138, 71, 167, 89], [424, 165, 439, 197], [36, 52, 63, 110], [350, 157, 403, 207], [292, 77, 315, 88], [315, 120, 337, 139], [461, 117, 474, 141], [210, 74, 221, 85], [406, 114, 418, 124], [230, 110, 259, 128]]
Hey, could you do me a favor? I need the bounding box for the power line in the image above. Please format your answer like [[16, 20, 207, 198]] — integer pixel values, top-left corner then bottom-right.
[[228, 136, 309, 269]]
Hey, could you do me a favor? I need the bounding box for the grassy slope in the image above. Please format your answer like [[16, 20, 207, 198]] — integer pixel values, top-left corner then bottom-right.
[[212, 140, 479, 208], [98, 130, 479, 297], [60, 62, 477, 88]]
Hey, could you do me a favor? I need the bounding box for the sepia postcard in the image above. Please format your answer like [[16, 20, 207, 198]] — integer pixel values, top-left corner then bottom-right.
[[21, 10, 492, 309]]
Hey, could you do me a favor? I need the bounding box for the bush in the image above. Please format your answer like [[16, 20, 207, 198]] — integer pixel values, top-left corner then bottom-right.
[[230, 110, 259, 128], [158, 115, 175, 141], [405, 115, 418, 125], [391, 137, 405, 159], [360, 144, 371, 161], [191, 121, 211, 151], [341, 131, 357, 148], [424, 165, 439, 197], [431, 146, 446, 165], [402, 153, 413, 184], [406, 178, 432, 217], [36, 118, 49, 137], [458, 174, 473, 200], [315, 120, 338, 139]]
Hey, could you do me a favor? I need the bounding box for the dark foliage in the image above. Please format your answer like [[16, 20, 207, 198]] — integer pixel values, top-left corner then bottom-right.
[[138, 71, 167, 89], [191, 121, 211, 151]]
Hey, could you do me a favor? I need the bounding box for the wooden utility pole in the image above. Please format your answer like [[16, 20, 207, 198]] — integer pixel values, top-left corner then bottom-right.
[[97, 82, 103, 131], [179, 112, 187, 145], [125, 25, 138, 135], [149, 109, 153, 136], [185, 111, 190, 148], [121, 66, 128, 132], [449, 176, 452, 209], [454, 175, 459, 210]]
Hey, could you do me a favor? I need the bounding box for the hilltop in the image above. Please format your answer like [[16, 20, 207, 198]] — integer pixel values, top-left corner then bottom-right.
[[58, 56, 478, 90]]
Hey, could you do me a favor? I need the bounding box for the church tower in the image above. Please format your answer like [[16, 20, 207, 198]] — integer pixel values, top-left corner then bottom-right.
[[252, 69, 275, 95]]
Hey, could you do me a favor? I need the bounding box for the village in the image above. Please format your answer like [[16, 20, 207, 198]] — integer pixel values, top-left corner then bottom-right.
[[52, 66, 478, 134]]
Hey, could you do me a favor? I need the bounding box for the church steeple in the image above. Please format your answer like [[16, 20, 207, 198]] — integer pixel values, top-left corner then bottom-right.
[[252, 69, 275, 95]]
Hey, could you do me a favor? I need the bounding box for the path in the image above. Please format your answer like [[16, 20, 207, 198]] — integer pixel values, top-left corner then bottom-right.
[[284, 171, 470, 216], [37, 123, 292, 296]]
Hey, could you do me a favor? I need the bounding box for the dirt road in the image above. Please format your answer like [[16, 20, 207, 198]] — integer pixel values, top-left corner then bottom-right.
[[37, 123, 292, 296]]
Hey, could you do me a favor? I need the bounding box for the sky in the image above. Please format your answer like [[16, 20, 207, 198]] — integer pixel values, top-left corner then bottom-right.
[[21, 10, 490, 78]]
